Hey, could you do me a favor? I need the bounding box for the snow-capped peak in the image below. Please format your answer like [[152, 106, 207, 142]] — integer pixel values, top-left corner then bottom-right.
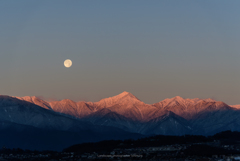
[[173, 96, 184, 100], [230, 104, 240, 109], [111, 91, 140, 101], [94, 91, 141, 107]]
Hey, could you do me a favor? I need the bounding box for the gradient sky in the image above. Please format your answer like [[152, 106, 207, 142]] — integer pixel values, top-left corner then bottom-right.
[[1, 1, 240, 105]]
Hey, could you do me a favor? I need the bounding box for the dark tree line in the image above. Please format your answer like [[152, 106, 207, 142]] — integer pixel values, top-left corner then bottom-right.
[[2, 130, 240, 156]]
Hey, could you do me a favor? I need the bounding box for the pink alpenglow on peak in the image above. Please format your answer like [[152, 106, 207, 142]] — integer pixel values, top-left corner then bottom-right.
[[230, 104, 240, 109], [10, 92, 235, 121], [93, 91, 156, 121], [94, 91, 141, 107], [16, 96, 52, 110]]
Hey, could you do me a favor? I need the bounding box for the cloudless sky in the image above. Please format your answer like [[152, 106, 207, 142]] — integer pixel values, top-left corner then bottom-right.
[[0, 1, 240, 105]]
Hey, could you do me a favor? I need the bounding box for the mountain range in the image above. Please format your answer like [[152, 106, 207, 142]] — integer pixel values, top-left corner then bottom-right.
[[1, 91, 240, 150]]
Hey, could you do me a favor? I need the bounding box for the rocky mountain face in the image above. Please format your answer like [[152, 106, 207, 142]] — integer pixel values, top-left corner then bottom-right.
[[1, 92, 240, 150]]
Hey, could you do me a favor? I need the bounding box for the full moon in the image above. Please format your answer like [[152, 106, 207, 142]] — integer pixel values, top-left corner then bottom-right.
[[64, 59, 72, 68]]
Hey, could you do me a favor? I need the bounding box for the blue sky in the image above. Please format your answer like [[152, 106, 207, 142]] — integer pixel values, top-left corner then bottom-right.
[[1, 1, 240, 104]]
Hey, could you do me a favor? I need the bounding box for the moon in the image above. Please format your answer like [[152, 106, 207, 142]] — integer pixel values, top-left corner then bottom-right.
[[64, 59, 72, 68]]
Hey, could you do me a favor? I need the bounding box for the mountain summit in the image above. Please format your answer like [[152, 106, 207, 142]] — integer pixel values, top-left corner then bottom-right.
[[94, 91, 141, 108], [115, 91, 139, 99]]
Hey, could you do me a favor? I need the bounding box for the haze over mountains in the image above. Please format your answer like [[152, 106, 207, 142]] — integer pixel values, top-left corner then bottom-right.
[[1, 91, 240, 150]]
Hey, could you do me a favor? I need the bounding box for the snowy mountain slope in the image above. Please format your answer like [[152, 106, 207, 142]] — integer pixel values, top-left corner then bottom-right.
[[191, 108, 240, 135], [49, 99, 94, 118], [92, 91, 157, 121], [153, 96, 232, 120], [0, 95, 136, 133], [16, 96, 52, 110], [82, 108, 140, 133], [0, 95, 95, 131], [138, 111, 192, 135]]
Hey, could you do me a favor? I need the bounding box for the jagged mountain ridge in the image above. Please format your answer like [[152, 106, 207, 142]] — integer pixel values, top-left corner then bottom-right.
[[13, 91, 240, 136], [17, 91, 234, 121], [153, 96, 231, 120], [0, 95, 108, 131]]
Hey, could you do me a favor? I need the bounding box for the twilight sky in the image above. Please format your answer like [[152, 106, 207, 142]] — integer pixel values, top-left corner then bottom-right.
[[1, 1, 240, 105]]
